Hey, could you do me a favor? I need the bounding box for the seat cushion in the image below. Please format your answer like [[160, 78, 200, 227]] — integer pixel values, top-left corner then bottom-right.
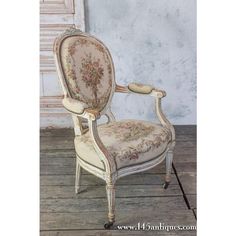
[[74, 120, 171, 170]]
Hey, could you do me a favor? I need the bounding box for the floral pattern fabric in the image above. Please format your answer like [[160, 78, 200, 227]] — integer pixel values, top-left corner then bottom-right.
[[80, 53, 104, 106], [75, 120, 171, 170], [60, 36, 113, 110]]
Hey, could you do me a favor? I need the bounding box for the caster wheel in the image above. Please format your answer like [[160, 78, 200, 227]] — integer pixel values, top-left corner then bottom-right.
[[104, 222, 113, 229], [163, 181, 170, 189]]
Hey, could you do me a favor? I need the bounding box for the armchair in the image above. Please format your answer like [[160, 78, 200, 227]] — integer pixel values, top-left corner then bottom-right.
[[53, 27, 175, 229]]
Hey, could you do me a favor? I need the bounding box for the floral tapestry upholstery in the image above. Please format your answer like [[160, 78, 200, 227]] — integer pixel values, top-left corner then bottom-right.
[[74, 120, 171, 170], [60, 35, 114, 111]]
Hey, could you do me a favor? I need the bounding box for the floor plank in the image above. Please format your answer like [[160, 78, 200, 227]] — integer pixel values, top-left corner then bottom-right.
[[173, 153, 196, 163], [40, 136, 74, 150], [41, 184, 182, 199], [40, 128, 74, 137], [174, 125, 196, 135], [40, 173, 178, 186], [40, 196, 187, 213], [185, 195, 196, 209], [174, 162, 196, 173], [40, 210, 196, 231], [40, 149, 76, 159], [177, 172, 196, 195]]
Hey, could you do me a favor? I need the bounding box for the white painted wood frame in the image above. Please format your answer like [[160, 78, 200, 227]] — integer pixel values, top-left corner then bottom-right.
[[53, 27, 176, 227]]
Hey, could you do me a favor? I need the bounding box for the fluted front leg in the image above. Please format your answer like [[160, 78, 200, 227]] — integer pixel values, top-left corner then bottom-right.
[[75, 157, 81, 194], [104, 181, 115, 229], [163, 150, 173, 189]]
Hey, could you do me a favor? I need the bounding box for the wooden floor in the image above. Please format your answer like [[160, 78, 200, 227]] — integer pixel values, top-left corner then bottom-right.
[[40, 125, 196, 236]]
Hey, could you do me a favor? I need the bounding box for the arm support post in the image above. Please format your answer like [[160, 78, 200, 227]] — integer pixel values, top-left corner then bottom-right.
[[61, 98, 116, 175], [155, 97, 175, 141], [87, 117, 116, 175], [115, 83, 175, 142]]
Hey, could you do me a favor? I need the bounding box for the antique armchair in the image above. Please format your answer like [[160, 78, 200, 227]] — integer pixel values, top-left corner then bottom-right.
[[53, 27, 175, 229]]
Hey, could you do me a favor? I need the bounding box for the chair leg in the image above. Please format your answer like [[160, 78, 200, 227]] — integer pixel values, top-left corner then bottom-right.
[[104, 181, 115, 229], [163, 150, 173, 189], [75, 157, 81, 194]]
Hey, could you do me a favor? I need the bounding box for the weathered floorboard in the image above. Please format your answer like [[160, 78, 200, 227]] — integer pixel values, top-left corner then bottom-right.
[[177, 172, 196, 195], [174, 162, 196, 173], [185, 194, 196, 209], [40, 173, 178, 186], [40, 196, 188, 213], [40, 210, 196, 231], [40, 149, 76, 159], [41, 184, 182, 199], [173, 153, 196, 163], [40, 128, 74, 137]]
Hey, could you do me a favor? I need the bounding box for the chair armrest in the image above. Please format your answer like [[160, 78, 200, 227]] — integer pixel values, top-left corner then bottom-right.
[[87, 118, 116, 174], [115, 83, 175, 141], [116, 83, 166, 98], [128, 83, 153, 94], [128, 83, 166, 98], [62, 97, 88, 114], [62, 97, 101, 120]]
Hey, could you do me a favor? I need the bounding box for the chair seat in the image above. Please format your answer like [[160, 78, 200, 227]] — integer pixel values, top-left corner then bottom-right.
[[75, 120, 171, 170]]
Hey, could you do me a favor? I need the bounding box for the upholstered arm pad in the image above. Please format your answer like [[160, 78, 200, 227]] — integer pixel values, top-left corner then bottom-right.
[[116, 83, 166, 98], [128, 83, 154, 94], [62, 97, 88, 114]]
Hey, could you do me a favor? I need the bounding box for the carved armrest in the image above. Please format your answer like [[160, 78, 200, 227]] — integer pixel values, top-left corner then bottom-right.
[[62, 97, 101, 120], [115, 83, 175, 141]]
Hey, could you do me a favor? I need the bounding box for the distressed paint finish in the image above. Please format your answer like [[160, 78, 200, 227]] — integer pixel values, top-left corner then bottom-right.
[[85, 0, 196, 125]]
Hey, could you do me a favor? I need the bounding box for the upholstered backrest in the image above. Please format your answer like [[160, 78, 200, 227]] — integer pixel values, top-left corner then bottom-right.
[[54, 27, 115, 113]]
